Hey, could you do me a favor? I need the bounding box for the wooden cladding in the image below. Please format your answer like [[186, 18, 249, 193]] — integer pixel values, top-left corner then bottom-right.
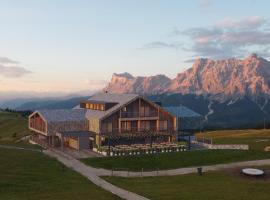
[[120, 99, 158, 118], [29, 113, 46, 133], [100, 97, 176, 134]]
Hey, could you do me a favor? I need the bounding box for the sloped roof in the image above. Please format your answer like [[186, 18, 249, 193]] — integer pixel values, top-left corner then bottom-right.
[[36, 109, 87, 122], [163, 106, 202, 118], [74, 93, 139, 120]]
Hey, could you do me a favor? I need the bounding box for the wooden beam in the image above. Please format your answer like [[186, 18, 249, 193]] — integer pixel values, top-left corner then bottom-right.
[[119, 109, 122, 133]]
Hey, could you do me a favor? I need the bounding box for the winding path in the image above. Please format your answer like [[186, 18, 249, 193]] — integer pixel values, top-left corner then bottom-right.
[[44, 148, 270, 200], [44, 149, 149, 200]]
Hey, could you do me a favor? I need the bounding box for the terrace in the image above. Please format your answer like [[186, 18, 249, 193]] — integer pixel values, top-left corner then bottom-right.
[[95, 141, 186, 156]]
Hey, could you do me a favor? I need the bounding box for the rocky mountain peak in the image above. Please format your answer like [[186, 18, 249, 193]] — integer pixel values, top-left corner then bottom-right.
[[112, 72, 134, 80], [104, 55, 270, 101]]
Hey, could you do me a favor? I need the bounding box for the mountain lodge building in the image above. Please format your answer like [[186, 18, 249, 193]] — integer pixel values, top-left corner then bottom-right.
[[29, 93, 201, 153]]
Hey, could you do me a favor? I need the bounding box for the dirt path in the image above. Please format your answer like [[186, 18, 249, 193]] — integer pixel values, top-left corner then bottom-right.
[[44, 149, 149, 200], [0, 144, 41, 152], [43, 148, 270, 200]]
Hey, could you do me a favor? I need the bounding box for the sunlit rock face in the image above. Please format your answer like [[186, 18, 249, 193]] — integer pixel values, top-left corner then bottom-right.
[[104, 54, 270, 102]]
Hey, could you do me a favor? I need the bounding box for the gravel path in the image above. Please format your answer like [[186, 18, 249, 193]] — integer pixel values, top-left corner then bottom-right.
[[43, 148, 270, 200], [44, 149, 149, 200]]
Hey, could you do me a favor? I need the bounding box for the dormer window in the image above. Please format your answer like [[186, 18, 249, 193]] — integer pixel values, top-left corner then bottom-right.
[[80, 100, 117, 111]]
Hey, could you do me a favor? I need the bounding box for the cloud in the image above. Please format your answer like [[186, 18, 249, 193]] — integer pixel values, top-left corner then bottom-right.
[[199, 0, 212, 8], [141, 16, 270, 59], [0, 57, 31, 78], [84, 79, 107, 89], [180, 16, 270, 59], [216, 16, 266, 30], [141, 41, 181, 49], [0, 57, 18, 64]]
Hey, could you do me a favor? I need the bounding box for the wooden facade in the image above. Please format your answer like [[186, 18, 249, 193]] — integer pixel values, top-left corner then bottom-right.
[[29, 112, 47, 135], [100, 97, 176, 135], [29, 96, 177, 150]]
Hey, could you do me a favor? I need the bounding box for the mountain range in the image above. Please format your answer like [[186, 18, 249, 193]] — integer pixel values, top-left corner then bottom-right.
[[5, 54, 270, 129], [104, 54, 270, 102], [104, 54, 270, 128]]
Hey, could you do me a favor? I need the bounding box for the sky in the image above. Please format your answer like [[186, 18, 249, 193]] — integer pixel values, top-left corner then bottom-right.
[[1, 0, 270, 96]]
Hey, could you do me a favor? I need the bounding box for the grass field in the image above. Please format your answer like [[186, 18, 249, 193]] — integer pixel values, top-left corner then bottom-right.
[[196, 129, 270, 151], [0, 148, 119, 200], [81, 149, 270, 171], [104, 168, 270, 200], [0, 111, 28, 141]]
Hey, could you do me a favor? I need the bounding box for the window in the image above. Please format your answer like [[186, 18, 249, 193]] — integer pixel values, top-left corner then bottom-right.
[[141, 121, 151, 130], [100, 105, 105, 111], [81, 102, 106, 111], [107, 123, 113, 132], [140, 106, 151, 117], [159, 120, 167, 131], [121, 121, 131, 132], [144, 106, 150, 117]]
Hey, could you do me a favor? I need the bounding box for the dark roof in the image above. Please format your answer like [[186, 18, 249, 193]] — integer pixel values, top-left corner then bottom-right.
[[163, 106, 202, 118], [80, 100, 117, 104], [37, 109, 87, 122], [74, 93, 139, 120]]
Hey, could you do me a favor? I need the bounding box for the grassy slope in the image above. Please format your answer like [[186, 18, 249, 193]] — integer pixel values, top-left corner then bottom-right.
[[81, 150, 270, 171], [104, 169, 270, 200], [196, 129, 270, 151], [0, 148, 119, 200], [0, 111, 28, 141]]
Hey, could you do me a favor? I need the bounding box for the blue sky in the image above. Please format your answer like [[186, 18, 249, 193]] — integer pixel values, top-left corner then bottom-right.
[[1, 0, 270, 95]]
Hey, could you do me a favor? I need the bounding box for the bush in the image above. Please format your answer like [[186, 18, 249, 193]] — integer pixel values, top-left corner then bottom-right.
[[12, 132, 17, 138]]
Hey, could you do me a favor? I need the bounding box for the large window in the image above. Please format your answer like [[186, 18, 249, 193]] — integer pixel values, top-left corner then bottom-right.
[[140, 105, 153, 117], [141, 121, 151, 131], [107, 123, 113, 132], [159, 120, 168, 131], [121, 121, 131, 132]]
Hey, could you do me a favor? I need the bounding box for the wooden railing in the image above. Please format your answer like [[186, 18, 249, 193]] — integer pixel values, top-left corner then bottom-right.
[[121, 111, 158, 118], [100, 127, 176, 136]]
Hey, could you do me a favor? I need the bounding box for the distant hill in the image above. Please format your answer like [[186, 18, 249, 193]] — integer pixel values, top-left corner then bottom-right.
[[148, 93, 270, 129], [15, 96, 90, 111]]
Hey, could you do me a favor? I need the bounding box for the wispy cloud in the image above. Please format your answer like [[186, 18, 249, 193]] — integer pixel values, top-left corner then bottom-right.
[[143, 16, 270, 60], [182, 16, 270, 59], [141, 41, 181, 50], [0, 57, 18, 64], [0, 57, 31, 78], [84, 79, 107, 89], [215, 16, 266, 30], [199, 0, 213, 8]]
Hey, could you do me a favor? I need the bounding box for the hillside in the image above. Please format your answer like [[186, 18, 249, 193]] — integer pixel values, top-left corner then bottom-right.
[[0, 111, 28, 141], [148, 93, 269, 129], [15, 96, 90, 111]]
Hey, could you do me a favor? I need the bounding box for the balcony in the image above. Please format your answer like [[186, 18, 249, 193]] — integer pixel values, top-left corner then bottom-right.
[[100, 126, 175, 135], [120, 111, 158, 119]]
